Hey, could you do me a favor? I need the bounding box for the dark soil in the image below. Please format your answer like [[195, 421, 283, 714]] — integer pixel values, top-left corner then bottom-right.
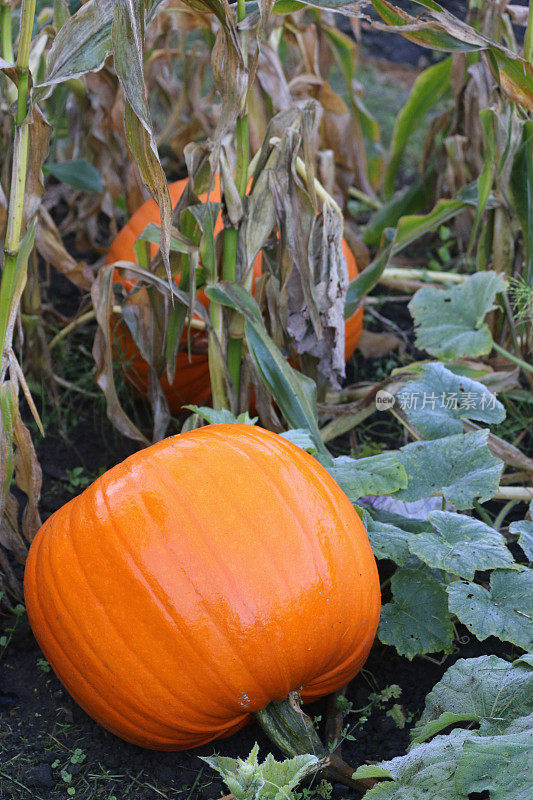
[[0, 609, 514, 800]]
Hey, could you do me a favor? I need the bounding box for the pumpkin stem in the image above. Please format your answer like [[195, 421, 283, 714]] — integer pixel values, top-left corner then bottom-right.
[[254, 691, 375, 792]]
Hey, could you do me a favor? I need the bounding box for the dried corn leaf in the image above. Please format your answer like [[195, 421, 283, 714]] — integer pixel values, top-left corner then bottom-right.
[[36, 207, 91, 289], [13, 412, 42, 544], [114, 0, 172, 283], [92, 265, 149, 445]]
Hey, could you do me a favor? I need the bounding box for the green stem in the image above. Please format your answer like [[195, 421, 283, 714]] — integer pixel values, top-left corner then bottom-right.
[[15, 0, 36, 124], [525, 2, 533, 65], [1, 0, 37, 364], [1, 1, 14, 63], [220, 0, 249, 401], [492, 342, 533, 377], [254, 692, 375, 792]]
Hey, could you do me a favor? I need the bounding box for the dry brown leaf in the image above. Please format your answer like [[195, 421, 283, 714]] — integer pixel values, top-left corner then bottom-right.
[[13, 413, 42, 544], [36, 207, 92, 289], [319, 82, 350, 115], [358, 329, 404, 359], [0, 494, 26, 564], [0, 543, 23, 604], [92, 265, 149, 445], [23, 106, 52, 227]]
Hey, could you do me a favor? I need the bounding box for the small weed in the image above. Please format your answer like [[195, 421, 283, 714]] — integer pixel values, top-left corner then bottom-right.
[[296, 779, 333, 800], [65, 466, 92, 491], [329, 682, 406, 749], [428, 225, 455, 270], [37, 657, 51, 673], [0, 603, 26, 661]]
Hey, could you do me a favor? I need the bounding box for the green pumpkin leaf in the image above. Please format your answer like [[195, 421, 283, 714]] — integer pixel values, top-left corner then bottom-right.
[[323, 453, 408, 503], [447, 568, 533, 651], [409, 271, 507, 360], [411, 655, 533, 744], [408, 511, 516, 581], [396, 430, 503, 510], [510, 509, 533, 562], [279, 430, 318, 454], [396, 363, 505, 439], [353, 729, 469, 799], [184, 406, 258, 426], [364, 515, 418, 567], [454, 723, 533, 800], [378, 569, 454, 659]]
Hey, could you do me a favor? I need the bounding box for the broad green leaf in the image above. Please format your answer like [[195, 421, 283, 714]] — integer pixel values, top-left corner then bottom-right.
[[384, 58, 451, 198], [409, 271, 507, 360], [45, 160, 103, 192], [353, 729, 469, 799], [510, 510, 533, 562], [378, 569, 454, 659], [206, 283, 325, 454], [447, 568, 533, 650], [323, 453, 407, 504], [411, 655, 533, 744], [365, 506, 431, 533], [455, 726, 533, 800], [510, 121, 533, 283], [409, 511, 515, 580], [202, 743, 319, 800], [351, 764, 393, 781], [365, 515, 417, 567], [184, 406, 258, 426], [396, 431, 503, 510], [396, 362, 505, 439], [279, 430, 318, 454]]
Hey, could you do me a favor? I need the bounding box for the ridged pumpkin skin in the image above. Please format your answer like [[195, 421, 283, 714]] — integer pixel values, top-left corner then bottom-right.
[[24, 425, 380, 751], [107, 177, 364, 412]]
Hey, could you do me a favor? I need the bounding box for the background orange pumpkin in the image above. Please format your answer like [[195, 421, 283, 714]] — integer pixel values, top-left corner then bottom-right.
[[107, 177, 364, 413], [24, 424, 380, 750]]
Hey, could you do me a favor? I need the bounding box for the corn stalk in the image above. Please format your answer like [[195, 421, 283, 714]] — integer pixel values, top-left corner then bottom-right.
[[0, 0, 44, 609]]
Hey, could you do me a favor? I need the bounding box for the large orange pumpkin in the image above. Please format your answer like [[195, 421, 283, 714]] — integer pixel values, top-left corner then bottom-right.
[[24, 425, 380, 751], [107, 177, 364, 413]]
